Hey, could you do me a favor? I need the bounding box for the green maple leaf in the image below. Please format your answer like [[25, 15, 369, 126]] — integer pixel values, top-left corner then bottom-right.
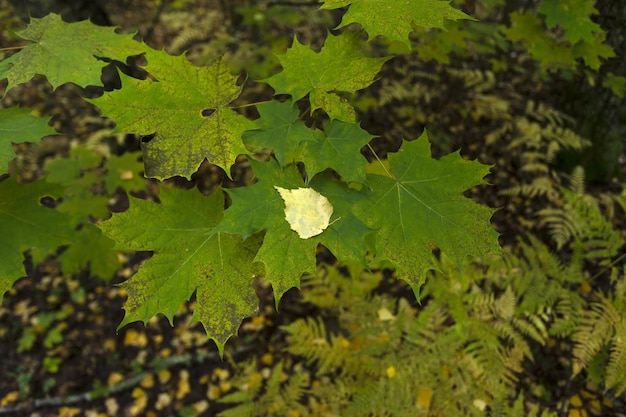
[[320, 0, 474, 48], [309, 171, 374, 263], [0, 176, 74, 301], [572, 33, 615, 71], [56, 178, 110, 221], [413, 23, 472, 64], [0, 107, 58, 174], [215, 159, 372, 301], [255, 218, 318, 304], [215, 159, 306, 238], [90, 47, 254, 180], [43, 147, 121, 278], [104, 151, 146, 194], [0, 14, 144, 95], [58, 223, 120, 281], [502, 12, 576, 71], [45, 148, 110, 221], [242, 99, 318, 166], [353, 132, 500, 293], [214, 159, 314, 300], [301, 120, 373, 184], [98, 186, 263, 355], [44, 147, 102, 186], [603, 73, 626, 98], [538, 0, 602, 44], [264, 31, 390, 120]]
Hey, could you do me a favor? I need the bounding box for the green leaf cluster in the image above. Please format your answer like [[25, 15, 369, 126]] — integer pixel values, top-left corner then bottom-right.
[[1, 0, 621, 360], [0, 2, 499, 353], [0, 1, 625, 414]]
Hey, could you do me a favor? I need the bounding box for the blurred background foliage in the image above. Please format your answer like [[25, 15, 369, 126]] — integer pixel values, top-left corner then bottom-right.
[[1, 0, 626, 416]]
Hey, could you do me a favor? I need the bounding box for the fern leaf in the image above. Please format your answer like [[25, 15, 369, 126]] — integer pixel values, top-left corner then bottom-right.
[[573, 296, 620, 375], [606, 321, 626, 395]]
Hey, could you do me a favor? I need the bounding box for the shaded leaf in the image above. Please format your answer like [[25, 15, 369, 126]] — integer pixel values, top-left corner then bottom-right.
[[90, 47, 254, 180], [353, 132, 500, 293], [58, 223, 121, 281], [214, 159, 305, 238], [255, 218, 318, 303], [309, 171, 373, 264], [538, 0, 602, 44], [301, 119, 373, 183], [98, 186, 263, 355], [215, 159, 314, 300], [0, 14, 144, 95], [321, 0, 474, 48], [242, 99, 318, 166], [45, 148, 110, 221], [104, 151, 146, 194], [0, 176, 74, 301], [502, 12, 576, 71], [44, 147, 102, 186], [0, 107, 58, 174], [572, 34, 615, 71], [216, 159, 371, 301], [264, 31, 390, 120]]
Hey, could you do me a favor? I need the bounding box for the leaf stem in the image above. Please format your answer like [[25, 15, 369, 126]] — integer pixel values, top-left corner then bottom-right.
[[366, 143, 392, 177], [589, 251, 626, 281], [229, 100, 273, 109], [0, 45, 27, 52]]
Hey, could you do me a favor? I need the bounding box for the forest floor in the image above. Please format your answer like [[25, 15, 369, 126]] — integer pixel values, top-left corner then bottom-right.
[[0, 251, 310, 416]]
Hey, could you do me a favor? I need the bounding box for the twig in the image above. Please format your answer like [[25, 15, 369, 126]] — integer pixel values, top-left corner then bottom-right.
[[0, 344, 255, 415]]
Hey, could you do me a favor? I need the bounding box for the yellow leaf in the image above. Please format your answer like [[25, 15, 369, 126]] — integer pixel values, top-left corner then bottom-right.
[[108, 372, 124, 387], [123, 329, 148, 347], [261, 353, 274, 365], [158, 369, 171, 384], [177, 370, 191, 399], [194, 401, 209, 413], [220, 381, 232, 392], [339, 337, 351, 348], [416, 387, 433, 410], [377, 307, 395, 321], [59, 407, 81, 417], [214, 368, 230, 380], [274, 186, 334, 239], [569, 395, 583, 407], [131, 387, 145, 399], [105, 398, 119, 415], [155, 393, 172, 410], [129, 390, 147, 416], [140, 374, 155, 389], [0, 391, 18, 406], [568, 409, 585, 417], [473, 399, 487, 411], [207, 384, 221, 400]]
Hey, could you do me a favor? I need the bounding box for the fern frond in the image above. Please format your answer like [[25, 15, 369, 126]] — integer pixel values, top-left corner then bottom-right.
[[512, 314, 548, 345], [605, 321, 626, 395], [572, 296, 620, 375], [501, 178, 561, 200], [550, 295, 582, 337], [538, 182, 623, 255]]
